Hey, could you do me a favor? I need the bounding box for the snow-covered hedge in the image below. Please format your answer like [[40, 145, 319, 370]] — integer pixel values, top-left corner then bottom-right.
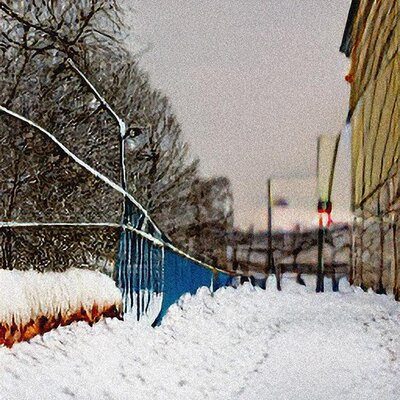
[[0, 268, 122, 347]]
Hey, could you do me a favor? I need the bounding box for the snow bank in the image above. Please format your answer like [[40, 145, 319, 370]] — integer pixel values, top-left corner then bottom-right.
[[0, 269, 122, 347], [1, 277, 400, 399]]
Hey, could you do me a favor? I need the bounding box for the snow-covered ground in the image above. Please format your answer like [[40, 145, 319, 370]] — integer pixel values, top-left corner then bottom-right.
[[1, 276, 400, 399]]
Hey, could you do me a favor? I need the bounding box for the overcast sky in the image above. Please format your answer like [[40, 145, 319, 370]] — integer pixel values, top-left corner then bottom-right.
[[123, 0, 353, 230]]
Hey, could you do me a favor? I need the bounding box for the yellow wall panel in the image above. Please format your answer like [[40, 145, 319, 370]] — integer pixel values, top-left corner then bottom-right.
[[349, 0, 399, 210]]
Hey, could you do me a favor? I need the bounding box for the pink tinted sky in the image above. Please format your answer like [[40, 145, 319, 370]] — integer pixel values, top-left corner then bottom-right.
[[123, 0, 353, 230]]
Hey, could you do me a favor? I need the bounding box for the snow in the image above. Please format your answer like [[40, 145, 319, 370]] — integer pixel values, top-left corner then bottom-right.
[[1, 277, 400, 399]]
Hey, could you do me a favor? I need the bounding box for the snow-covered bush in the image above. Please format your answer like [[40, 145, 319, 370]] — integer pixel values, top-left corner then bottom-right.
[[0, 268, 122, 347]]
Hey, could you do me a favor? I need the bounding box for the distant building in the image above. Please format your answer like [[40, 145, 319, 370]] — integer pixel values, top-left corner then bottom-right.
[[340, 0, 400, 296]]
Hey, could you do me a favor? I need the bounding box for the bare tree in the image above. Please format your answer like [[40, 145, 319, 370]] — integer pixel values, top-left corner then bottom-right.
[[183, 177, 234, 266], [0, 0, 233, 270]]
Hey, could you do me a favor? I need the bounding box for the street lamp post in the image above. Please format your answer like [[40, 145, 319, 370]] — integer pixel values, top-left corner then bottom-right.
[[316, 134, 340, 293]]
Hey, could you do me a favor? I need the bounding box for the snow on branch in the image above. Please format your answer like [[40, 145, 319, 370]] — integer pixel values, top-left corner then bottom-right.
[[0, 105, 161, 235], [66, 59, 165, 236], [66, 58, 126, 139], [66, 58, 129, 199]]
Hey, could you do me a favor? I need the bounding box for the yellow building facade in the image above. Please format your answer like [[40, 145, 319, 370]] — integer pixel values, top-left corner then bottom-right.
[[341, 0, 400, 296]]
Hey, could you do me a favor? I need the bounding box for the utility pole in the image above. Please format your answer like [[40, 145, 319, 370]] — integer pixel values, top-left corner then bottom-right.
[[316, 201, 326, 292], [267, 178, 281, 290], [267, 179, 273, 274], [316, 134, 340, 293]]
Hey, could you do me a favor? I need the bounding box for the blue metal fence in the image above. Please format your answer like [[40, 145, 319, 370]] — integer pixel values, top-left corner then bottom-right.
[[115, 222, 233, 324]]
